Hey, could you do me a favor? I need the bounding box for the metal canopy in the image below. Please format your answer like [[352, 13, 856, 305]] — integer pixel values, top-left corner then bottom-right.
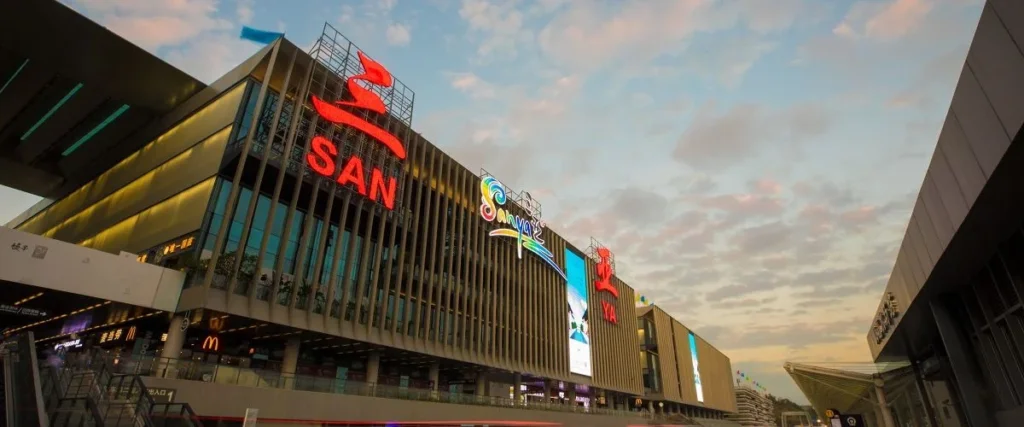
[[0, 0, 204, 198], [784, 361, 917, 422]]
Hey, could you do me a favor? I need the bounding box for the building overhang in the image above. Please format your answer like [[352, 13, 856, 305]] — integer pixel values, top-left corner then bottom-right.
[[0, 0, 204, 199], [784, 362, 918, 420]]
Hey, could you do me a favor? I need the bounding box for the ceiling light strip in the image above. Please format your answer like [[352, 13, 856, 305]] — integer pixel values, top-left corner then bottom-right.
[[0, 59, 29, 96], [62, 103, 131, 156], [21, 83, 84, 142]]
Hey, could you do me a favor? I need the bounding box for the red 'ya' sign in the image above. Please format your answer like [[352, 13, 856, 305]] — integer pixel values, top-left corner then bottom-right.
[[306, 51, 403, 210], [594, 247, 619, 324]]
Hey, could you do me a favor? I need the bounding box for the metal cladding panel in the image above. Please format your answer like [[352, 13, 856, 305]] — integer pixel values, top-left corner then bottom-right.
[[11, 84, 245, 251], [870, 1, 1024, 360]]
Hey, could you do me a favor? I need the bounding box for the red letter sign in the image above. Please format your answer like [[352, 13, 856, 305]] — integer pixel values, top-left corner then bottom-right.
[[601, 301, 618, 324], [305, 51, 404, 210], [594, 247, 619, 298]]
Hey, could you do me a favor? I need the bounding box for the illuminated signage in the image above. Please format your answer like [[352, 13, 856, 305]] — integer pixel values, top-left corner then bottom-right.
[[54, 339, 82, 351], [593, 247, 618, 325], [479, 176, 565, 279], [126, 326, 137, 341], [100, 328, 124, 343], [202, 335, 220, 352], [689, 332, 704, 403], [872, 292, 900, 344], [307, 51, 402, 210], [160, 236, 196, 256], [0, 303, 48, 318], [565, 248, 592, 377]]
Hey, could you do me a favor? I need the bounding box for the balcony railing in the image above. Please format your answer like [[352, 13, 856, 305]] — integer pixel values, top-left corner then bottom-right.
[[108, 354, 653, 420]]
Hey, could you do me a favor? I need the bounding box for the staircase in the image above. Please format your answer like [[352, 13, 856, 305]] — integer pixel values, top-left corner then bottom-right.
[[43, 348, 204, 427]]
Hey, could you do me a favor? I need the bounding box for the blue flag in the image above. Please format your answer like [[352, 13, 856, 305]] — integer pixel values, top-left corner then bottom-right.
[[240, 26, 283, 44]]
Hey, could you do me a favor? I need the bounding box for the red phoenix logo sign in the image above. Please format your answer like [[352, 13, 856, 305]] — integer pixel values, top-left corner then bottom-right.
[[306, 51, 404, 210], [594, 247, 619, 325]]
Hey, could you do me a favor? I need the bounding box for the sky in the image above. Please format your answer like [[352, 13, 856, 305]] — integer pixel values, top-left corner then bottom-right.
[[0, 0, 987, 404]]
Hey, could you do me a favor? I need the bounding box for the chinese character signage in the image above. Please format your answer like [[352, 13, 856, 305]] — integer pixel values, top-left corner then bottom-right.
[[872, 292, 900, 344], [564, 248, 592, 377]]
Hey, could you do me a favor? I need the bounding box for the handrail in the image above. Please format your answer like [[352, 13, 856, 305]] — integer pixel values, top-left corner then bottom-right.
[[1, 332, 49, 427], [109, 353, 653, 420], [71, 349, 204, 427]]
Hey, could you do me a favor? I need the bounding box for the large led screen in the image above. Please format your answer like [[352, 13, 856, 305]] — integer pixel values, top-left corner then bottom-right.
[[565, 248, 592, 377], [689, 332, 704, 402]]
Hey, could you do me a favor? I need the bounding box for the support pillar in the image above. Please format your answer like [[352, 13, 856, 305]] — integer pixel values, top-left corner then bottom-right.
[[566, 383, 576, 406], [282, 336, 300, 374], [158, 315, 187, 378], [513, 373, 523, 405], [874, 379, 897, 427], [428, 361, 440, 391], [475, 372, 487, 397], [161, 315, 187, 360], [647, 400, 654, 414], [543, 380, 553, 403], [932, 298, 997, 427], [366, 351, 381, 385]]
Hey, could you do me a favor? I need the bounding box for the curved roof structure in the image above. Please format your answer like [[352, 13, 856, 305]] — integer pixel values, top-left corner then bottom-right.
[[784, 361, 916, 422], [0, 0, 204, 197]]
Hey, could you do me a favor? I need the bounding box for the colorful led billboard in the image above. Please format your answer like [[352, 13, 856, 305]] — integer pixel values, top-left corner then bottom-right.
[[689, 331, 704, 402], [480, 176, 566, 280], [565, 248, 592, 377]]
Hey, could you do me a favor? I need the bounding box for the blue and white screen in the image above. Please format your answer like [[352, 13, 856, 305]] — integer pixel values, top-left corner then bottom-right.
[[565, 248, 592, 377], [689, 331, 704, 402]]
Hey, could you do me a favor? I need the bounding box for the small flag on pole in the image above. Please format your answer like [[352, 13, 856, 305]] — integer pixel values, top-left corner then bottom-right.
[[240, 26, 283, 45]]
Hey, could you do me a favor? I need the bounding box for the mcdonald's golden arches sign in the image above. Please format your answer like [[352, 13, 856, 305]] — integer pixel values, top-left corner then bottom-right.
[[201, 335, 220, 352]]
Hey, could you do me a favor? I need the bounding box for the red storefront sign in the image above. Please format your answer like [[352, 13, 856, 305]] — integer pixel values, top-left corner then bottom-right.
[[306, 51, 403, 210], [594, 247, 619, 324]]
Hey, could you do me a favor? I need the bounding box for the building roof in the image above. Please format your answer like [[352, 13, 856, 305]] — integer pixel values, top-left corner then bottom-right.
[[0, 0, 204, 198], [784, 361, 916, 420]]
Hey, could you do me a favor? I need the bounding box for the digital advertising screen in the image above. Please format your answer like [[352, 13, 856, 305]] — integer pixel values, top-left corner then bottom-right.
[[565, 248, 592, 377], [689, 331, 704, 402]]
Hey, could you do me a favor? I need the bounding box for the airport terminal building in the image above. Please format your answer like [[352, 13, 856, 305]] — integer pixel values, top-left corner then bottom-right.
[[0, 2, 737, 426]]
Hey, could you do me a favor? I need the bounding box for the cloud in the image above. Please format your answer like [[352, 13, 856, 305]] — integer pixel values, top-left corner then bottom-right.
[[458, 0, 528, 60], [446, 72, 497, 99], [69, 0, 233, 50], [385, 23, 412, 46], [673, 102, 831, 171], [236, 0, 254, 24], [835, 0, 934, 41]]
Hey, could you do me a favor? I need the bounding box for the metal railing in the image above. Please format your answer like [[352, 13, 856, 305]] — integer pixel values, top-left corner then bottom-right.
[[55, 349, 203, 427], [110, 354, 652, 419], [1, 332, 49, 427]]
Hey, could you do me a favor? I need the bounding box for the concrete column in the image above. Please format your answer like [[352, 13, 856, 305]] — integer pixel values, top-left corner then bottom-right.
[[513, 373, 522, 404], [282, 336, 300, 374], [647, 400, 654, 413], [161, 315, 187, 360], [543, 380, 553, 403], [873, 380, 896, 427], [428, 361, 440, 391], [566, 383, 576, 405], [475, 373, 487, 397], [158, 315, 187, 378], [366, 351, 381, 385]]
